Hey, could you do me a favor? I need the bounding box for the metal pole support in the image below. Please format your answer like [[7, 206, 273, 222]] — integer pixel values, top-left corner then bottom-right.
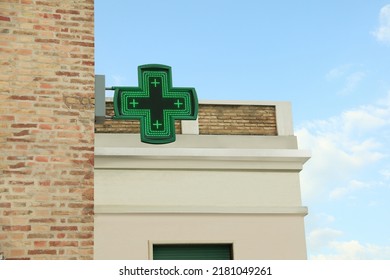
[[95, 75, 106, 124]]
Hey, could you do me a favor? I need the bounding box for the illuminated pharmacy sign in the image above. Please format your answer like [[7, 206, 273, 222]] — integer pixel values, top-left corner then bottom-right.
[[113, 64, 198, 144]]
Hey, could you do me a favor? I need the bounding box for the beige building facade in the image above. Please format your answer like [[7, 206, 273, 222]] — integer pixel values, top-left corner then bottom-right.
[[95, 100, 310, 260]]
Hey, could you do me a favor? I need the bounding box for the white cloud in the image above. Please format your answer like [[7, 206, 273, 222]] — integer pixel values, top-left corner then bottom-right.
[[297, 93, 390, 201], [301, 93, 390, 260], [380, 169, 390, 180], [339, 71, 365, 95], [343, 109, 387, 133], [308, 228, 343, 252], [329, 179, 370, 200], [372, 4, 390, 44], [325, 65, 366, 95], [325, 64, 352, 81], [308, 224, 390, 259], [312, 240, 390, 260], [378, 91, 390, 106], [317, 213, 336, 224]]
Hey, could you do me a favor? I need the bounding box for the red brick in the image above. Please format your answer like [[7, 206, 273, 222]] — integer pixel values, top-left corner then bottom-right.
[[9, 162, 26, 169], [49, 241, 78, 247], [0, 202, 11, 208], [39, 180, 51, 186], [28, 250, 56, 255], [81, 240, 93, 246], [70, 16, 91, 22], [35, 38, 60, 44], [34, 241, 47, 247], [4, 210, 33, 216], [9, 249, 26, 258], [50, 156, 67, 162], [82, 60, 94, 66], [38, 124, 52, 130], [3, 225, 31, 231], [27, 233, 54, 239], [6, 156, 24, 164], [0, 233, 8, 240], [0, 16, 11, 22], [6, 137, 33, 143], [55, 9, 80, 15], [82, 207, 93, 215], [57, 233, 66, 239], [55, 71, 79, 77], [12, 187, 27, 192], [0, 115, 15, 121], [29, 218, 56, 223], [57, 132, 81, 138], [82, 188, 93, 201], [54, 110, 80, 116], [35, 156, 49, 162], [35, 0, 59, 6], [34, 25, 59, 31], [81, 226, 94, 232], [39, 13, 61, 20], [13, 130, 30, 137], [69, 41, 94, 47], [68, 203, 93, 208], [70, 146, 94, 151], [40, 83, 54, 89], [11, 123, 37, 128], [50, 226, 78, 231], [9, 95, 36, 101], [16, 49, 33, 55], [81, 35, 94, 41], [68, 216, 93, 223], [51, 210, 72, 216], [53, 180, 79, 186], [67, 233, 92, 239]]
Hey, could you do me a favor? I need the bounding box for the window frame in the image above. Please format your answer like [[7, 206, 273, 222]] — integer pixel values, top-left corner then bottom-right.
[[148, 241, 235, 260]]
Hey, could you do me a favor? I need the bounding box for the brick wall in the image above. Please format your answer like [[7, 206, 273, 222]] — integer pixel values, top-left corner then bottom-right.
[[198, 104, 277, 135], [95, 102, 277, 136], [0, 0, 94, 259]]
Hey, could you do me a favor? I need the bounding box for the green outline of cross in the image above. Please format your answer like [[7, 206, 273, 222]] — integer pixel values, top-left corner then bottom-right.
[[113, 64, 198, 144]]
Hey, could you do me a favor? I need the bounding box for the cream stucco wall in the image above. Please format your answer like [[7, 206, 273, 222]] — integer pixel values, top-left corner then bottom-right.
[[95, 170, 303, 209], [95, 214, 307, 260], [94, 101, 310, 260]]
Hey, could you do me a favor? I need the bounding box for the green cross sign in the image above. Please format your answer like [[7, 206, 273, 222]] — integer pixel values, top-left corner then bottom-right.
[[113, 64, 198, 144]]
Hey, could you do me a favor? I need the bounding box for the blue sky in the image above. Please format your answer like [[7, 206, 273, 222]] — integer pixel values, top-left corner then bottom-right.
[[95, 1, 390, 259]]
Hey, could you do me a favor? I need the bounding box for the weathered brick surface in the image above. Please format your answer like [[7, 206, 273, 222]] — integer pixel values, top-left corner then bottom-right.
[[95, 102, 277, 135], [198, 104, 277, 135], [0, 0, 94, 260]]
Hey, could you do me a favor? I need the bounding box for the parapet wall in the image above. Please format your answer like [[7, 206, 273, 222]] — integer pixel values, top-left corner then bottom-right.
[[95, 100, 281, 136]]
